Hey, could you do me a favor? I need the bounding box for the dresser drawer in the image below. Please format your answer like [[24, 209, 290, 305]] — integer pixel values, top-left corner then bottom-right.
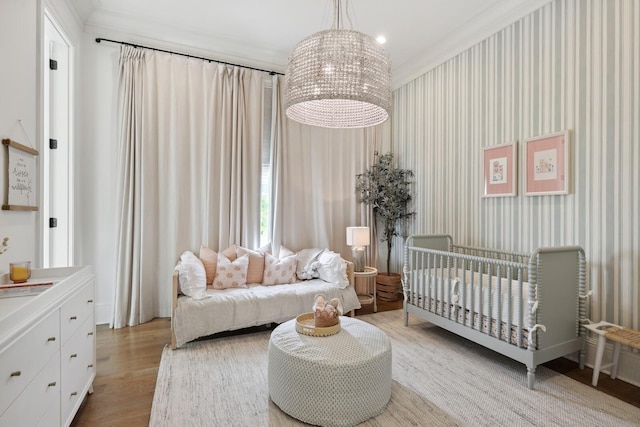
[[60, 283, 94, 344], [61, 316, 95, 425], [0, 350, 60, 427], [37, 397, 61, 427], [0, 309, 60, 415]]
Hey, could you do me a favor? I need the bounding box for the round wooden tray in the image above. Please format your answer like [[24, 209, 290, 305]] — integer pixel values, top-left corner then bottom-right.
[[295, 312, 341, 337]]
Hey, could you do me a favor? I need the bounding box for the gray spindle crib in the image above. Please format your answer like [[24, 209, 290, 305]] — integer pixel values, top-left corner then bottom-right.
[[402, 234, 587, 389]]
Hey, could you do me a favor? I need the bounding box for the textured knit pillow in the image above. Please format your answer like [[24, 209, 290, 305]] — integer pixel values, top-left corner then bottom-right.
[[236, 246, 265, 284], [263, 253, 297, 285], [316, 250, 349, 289], [212, 253, 249, 289]]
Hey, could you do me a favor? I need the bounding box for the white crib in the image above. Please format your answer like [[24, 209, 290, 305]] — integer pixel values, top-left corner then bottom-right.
[[402, 234, 588, 389]]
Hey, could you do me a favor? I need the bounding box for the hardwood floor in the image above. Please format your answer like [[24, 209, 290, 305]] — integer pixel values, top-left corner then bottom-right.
[[72, 296, 639, 426]]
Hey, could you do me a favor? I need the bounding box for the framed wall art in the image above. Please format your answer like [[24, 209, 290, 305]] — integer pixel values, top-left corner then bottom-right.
[[523, 130, 570, 196], [482, 142, 517, 197], [2, 138, 39, 211]]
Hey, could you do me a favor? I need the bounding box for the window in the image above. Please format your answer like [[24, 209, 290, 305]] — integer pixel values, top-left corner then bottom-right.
[[260, 80, 273, 247]]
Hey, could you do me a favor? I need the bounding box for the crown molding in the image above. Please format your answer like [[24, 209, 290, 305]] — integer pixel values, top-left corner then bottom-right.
[[392, 0, 553, 89]]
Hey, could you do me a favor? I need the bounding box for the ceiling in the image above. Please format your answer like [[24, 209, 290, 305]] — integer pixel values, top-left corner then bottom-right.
[[72, 0, 551, 88]]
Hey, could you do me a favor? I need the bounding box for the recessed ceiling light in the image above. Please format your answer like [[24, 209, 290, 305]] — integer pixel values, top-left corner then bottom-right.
[[376, 35, 387, 44]]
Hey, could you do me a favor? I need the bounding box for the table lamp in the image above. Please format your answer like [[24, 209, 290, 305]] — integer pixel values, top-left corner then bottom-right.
[[346, 226, 370, 272]]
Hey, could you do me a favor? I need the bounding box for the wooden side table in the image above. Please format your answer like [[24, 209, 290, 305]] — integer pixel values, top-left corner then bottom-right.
[[353, 266, 377, 312]]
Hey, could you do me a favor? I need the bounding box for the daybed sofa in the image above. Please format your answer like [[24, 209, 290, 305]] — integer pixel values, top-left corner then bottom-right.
[[171, 244, 361, 348]]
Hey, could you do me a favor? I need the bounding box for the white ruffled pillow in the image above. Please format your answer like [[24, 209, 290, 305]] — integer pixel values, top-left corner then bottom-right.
[[213, 253, 249, 289], [263, 253, 297, 285], [177, 251, 208, 299], [316, 250, 349, 289]]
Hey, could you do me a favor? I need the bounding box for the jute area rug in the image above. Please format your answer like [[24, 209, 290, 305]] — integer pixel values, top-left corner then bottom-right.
[[150, 310, 640, 426]]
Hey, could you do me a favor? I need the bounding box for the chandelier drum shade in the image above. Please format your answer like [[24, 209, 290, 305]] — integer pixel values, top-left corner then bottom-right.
[[284, 1, 392, 128]]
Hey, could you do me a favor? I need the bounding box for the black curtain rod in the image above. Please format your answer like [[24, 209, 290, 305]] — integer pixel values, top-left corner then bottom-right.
[[95, 37, 283, 76]]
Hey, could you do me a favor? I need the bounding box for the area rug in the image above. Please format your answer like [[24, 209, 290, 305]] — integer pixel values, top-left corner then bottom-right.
[[150, 310, 640, 426]]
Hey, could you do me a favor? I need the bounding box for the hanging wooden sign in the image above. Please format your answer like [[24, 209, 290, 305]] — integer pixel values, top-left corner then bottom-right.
[[2, 138, 39, 211]]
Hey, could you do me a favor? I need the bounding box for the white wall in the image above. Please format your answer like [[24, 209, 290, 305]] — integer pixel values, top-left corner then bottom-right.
[[0, 0, 39, 273], [76, 33, 120, 324]]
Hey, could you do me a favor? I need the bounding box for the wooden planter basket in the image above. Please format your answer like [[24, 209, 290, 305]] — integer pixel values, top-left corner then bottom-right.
[[376, 273, 402, 302]]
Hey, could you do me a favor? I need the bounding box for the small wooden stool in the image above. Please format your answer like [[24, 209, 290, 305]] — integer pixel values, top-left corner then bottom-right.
[[585, 321, 640, 386]]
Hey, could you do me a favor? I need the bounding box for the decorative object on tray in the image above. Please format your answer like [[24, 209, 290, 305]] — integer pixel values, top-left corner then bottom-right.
[[9, 261, 31, 283], [295, 294, 344, 337], [295, 313, 341, 337], [313, 294, 342, 327]]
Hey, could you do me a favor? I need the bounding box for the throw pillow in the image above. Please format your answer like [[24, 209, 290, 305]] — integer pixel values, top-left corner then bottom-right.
[[213, 253, 249, 289], [199, 245, 238, 285], [279, 245, 295, 259], [199, 245, 217, 285], [177, 251, 208, 299], [296, 248, 324, 280], [263, 253, 297, 285], [222, 245, 237, 261], [316, 250, 350, 289], [236, 246, 265, 284]]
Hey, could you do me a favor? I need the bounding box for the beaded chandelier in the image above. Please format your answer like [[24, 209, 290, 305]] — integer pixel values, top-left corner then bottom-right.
[[284, 0, 392, 128]]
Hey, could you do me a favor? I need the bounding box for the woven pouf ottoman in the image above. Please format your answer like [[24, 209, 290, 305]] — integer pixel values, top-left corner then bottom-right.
[[268, 316, 392, 427]]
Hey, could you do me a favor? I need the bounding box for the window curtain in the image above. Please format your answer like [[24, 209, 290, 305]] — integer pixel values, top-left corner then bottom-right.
[[270, 75, 380, 263], [112, 46, 264, 328]]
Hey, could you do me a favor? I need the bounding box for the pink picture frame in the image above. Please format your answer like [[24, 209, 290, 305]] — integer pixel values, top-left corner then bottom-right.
[[482, 142, 517, 197], [524, 130, 570, 196]]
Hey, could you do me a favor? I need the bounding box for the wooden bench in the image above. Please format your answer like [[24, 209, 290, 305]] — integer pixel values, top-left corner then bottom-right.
[[585, 321, 640, 386]]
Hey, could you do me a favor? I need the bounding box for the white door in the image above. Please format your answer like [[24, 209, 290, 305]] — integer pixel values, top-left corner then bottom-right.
[[43, 14, 72, 268]]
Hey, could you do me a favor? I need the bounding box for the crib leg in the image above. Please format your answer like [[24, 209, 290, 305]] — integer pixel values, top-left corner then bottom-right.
[[527, 367, 536, 390], [404, 311, 409, 326]]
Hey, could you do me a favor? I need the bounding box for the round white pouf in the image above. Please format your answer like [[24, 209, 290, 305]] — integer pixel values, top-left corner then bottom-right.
[[268, 316, 392, 427]]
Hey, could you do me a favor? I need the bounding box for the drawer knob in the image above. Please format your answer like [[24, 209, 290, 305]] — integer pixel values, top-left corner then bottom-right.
[[87, 299, 94, 303], [48, 381, 57, 387], [88, 332, 94, 336], [70, 316, 77, 320], [47, 336, 56, 342], [10, 371, 21, 377], [70, 353, 78, 358], [70, 391, 78, 397], [88, 364, 94, 368]]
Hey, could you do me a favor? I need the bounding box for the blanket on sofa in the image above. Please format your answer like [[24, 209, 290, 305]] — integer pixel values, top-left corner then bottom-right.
[[173, 278, 360, 347]]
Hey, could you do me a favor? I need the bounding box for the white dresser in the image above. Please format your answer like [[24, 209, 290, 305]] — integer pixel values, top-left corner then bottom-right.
[[0, 266, 95, 427]]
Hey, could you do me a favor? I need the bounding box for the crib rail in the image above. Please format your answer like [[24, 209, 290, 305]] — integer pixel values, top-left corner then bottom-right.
[[403, 245, 532, 349], [452, 244, 530, 267]]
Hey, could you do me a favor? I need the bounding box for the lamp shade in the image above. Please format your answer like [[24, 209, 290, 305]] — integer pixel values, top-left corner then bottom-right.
[[346, 226, 370, 247], [284, 28, 391, 128]]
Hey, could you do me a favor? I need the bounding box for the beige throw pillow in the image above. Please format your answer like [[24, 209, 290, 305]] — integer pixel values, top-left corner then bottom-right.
[[236, 246, 265, 284]]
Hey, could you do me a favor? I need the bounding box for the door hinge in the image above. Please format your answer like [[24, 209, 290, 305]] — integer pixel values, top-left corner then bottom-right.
[[49, 59, 58, 70], [49, 218, 58, 228], [49, 139, 58, 149]]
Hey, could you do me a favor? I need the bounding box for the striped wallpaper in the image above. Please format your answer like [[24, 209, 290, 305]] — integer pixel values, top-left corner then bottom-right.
[[392, 0, 639, 330]]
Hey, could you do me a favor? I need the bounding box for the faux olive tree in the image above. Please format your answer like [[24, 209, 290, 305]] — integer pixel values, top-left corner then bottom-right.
[[356, 152, 415, 276]]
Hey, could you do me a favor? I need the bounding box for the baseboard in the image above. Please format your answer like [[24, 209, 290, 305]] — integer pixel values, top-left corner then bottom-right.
[[563, 336, 640, 388], [95, 303, 111, 325]]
